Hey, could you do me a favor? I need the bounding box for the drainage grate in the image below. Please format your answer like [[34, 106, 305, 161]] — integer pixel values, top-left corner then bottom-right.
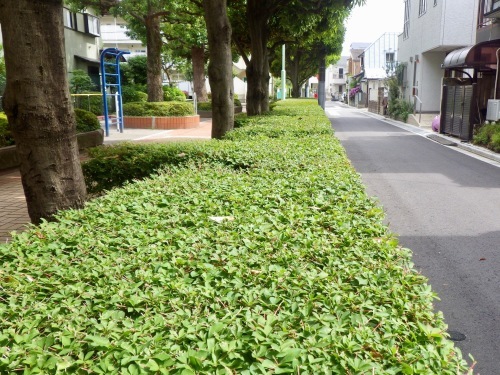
[[427, 134, 458, 146]]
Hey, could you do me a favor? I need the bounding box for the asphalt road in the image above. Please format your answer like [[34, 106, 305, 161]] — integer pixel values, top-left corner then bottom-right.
[[327, 101, 500, 374]]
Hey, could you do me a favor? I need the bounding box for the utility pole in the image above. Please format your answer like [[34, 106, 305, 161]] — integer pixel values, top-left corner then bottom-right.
[[281, 44, 286, 100]]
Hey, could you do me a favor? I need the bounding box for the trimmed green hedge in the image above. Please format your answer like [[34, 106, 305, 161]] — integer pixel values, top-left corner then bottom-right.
[[123, 101, 194, 117], [0, 110, 100, 148], [0, 100, 470, 374]]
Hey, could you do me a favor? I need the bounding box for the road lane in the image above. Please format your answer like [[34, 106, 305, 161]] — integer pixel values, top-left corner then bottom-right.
[[328, 102, 500, 374]]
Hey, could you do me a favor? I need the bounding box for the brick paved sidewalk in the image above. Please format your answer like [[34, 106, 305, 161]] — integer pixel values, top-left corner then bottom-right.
[[0, 119, 212, 243]]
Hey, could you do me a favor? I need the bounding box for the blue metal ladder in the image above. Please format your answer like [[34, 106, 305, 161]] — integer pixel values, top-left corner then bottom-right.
[[100, 48, 130, 137]]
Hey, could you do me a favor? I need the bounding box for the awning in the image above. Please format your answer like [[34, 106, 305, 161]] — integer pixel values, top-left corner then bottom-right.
[[75, 55, 100, 65], [442, 39, 500, 70]]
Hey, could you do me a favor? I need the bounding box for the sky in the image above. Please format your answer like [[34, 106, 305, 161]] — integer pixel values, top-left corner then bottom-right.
[[342, 0, 405, 56]]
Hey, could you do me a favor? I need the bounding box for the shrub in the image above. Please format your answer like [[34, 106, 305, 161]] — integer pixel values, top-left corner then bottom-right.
[[73, 91, 103, 116], [122, 102, 147, 116], [70, 69, 96, 94], [74, 108, 101, 133], [473, 122, 500, 152], [0, 110, 98, 148], [388, 98, 414, 123], [1, 100, 471, 374], [121, 86, 148, 103], [0, 112, 14, 147], [197, 98, 242, 111], [163, 86, 186, 101], [123, 101, 194, 117]]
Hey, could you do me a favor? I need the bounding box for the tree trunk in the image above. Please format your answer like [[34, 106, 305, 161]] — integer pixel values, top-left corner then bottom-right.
[[145, 14, 164, 102], [290, 50, 302, 98], [246, 0, 270, 116], [0, 0, 86, 224], [203, 0, 234, 139], [191, 46, 208, 102]]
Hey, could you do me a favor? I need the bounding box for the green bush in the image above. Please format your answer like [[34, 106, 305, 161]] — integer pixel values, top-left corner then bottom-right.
[[74, 108, 101, 133], [123, 101, 194, 117], [0, 110, 99, 148], [473, 123, 500, 152], [197, 98, 242, 111], [1, 100, 470, 374], [121, 86, 148, 103], [122, 102, 147, 116], [0, 112, 14, 147], [73, 91, 103, 116], [388, 98, 414, 123], [163, 86, 186, 101]]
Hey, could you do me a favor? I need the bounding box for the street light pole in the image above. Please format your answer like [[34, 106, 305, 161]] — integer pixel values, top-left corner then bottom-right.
[[281, 44, 286, 100]]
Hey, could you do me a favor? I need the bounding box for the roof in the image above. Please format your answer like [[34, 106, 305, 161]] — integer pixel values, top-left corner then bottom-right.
[[442, 39, 500, 70]]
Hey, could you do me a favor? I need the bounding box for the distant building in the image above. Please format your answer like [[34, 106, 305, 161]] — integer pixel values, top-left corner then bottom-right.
[[100, 15, 146, 58], [347, 42, 370, 77], [327, 56, 348, 101], [360, 32, 399, 113]]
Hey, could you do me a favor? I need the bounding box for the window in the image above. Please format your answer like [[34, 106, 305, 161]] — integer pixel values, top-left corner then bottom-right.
[[434, 0, 437, 6], [403, 0, 410, 39], [478, 0, 493, 28], [84, 14, 100, 36], [419, 0, 427, 15], [386, 53, 395, 64], [63, 8, 76, 29], [339, 68, 344, 79]]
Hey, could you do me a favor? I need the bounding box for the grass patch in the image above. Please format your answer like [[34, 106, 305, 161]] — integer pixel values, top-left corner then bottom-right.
[[0, 100, 471, 374]]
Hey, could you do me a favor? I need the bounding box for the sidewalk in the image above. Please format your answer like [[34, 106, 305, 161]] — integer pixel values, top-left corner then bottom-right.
[[0, 119, 212, 243]]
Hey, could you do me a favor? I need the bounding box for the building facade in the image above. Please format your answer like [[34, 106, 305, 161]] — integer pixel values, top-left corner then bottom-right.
[[360, 33, 399, 113], [398, 0, 477, 112], [63, 7, 101, 87], [327, 56, 348, 101], [100, 15, 147, 58]]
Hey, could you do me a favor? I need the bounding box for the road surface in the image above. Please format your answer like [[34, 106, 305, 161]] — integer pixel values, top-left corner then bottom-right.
[[327, 101, 500, 374]]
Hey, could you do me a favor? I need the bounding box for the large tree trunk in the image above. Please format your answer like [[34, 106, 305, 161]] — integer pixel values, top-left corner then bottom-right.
[[246, 0, 270, 116], [0, 0, 86, 224], [203, 0, 234, 139], [145, 14, 164, 102], [191, 46, 208, 102]]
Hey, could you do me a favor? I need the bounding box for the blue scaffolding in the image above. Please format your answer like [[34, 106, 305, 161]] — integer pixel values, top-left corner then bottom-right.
[[100, 48, 130, 137]]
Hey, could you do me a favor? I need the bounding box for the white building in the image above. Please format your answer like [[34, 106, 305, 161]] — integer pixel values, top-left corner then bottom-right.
[[360, 32, 399, 112], [327, 56, 348, 101], [398, 0, 477, 112], [100, 15, 146, 58]]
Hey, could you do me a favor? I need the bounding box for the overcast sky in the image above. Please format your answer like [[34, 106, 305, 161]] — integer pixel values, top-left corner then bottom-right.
[[342, 0, 405, 55]]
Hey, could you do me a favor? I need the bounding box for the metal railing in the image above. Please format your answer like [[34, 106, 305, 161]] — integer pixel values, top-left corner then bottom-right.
[[413, 95, 423, 123]]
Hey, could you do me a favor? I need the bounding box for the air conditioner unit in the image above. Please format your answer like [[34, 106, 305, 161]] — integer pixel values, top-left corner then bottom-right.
[[486, 99, 500, 121]]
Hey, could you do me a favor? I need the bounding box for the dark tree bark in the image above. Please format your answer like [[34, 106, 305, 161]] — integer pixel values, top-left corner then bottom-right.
[[191, 46, 208, 102], [203, 0, 234, 139], [0, 0, 87, 224], [145, 14, 164, 102], [246, 0, 270, 116]]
